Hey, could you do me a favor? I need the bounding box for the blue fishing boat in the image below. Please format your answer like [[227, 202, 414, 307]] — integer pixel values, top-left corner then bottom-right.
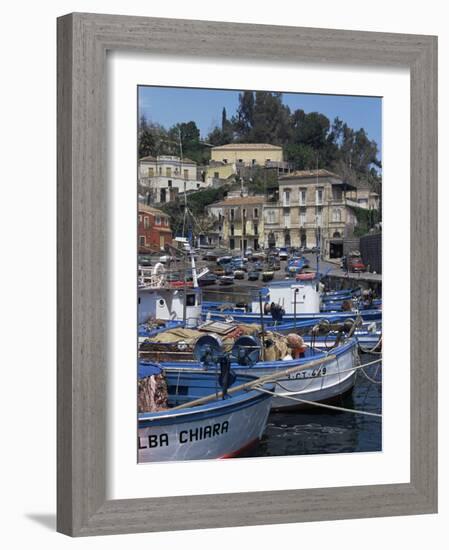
[[138, 362, 273, 462], [141, 329, 360, 410], [201, 274, 381, 324]]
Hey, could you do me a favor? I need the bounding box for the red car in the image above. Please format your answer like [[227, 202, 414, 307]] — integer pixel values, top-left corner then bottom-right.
[[348, 256, 366, 272]]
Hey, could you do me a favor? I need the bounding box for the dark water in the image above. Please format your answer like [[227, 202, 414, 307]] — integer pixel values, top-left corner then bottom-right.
[[241, 353, 382, 458]]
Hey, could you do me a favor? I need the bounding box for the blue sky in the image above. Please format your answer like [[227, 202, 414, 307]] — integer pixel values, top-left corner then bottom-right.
[[138, 86, 382, 152]]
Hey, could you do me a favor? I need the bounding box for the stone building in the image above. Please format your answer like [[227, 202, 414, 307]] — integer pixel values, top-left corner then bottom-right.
[[263, 169, 367, 258], [206, 195, 265, 251]]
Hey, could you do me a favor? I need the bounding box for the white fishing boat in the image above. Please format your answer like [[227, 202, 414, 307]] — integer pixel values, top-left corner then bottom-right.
[[138, 363, 273, 462], [138, 254, 203, 327]]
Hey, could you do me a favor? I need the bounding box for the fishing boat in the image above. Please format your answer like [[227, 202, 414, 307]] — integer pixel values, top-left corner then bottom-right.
[[138, 254, 203, 327], [201, 274, 382, 324], [139, 323, 360, 410], [138, 362, 273, 462]]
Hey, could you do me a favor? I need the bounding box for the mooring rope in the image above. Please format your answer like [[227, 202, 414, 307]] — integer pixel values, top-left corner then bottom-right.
[[357, 335, 383, 354], [254, 386, 382, 418]]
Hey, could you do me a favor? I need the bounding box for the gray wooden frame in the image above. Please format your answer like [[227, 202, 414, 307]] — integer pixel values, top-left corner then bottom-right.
[[57, 12, 438, 537]]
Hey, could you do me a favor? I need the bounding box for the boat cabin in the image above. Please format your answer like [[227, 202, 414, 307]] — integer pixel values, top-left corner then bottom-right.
[[138, 286, 202, 326], [251, 274, 321, 315]]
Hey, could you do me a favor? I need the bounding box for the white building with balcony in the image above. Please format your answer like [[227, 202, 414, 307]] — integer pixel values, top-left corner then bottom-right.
[[263, 169, 376, 258], [138, 155, 210, 203]]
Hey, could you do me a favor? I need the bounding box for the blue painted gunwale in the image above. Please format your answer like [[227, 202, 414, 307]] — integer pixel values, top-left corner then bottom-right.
[[156, 338, 357, 373], [201, 309, 382, 323], [138, 370, 272, 428]]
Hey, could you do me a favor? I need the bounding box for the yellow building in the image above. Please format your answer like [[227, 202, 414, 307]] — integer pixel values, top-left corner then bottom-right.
[[204, 161, 236, 186], [210, 143, 283, 167]]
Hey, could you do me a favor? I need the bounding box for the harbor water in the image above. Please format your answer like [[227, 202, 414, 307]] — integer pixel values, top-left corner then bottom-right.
[[204, 287, 382, 457], [241, 353, 382, 458]]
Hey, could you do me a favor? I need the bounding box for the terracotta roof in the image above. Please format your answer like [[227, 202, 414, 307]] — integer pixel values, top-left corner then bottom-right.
[[209, 195, 265, 207], [138, 203, 167, 216], [279, 169, 341, 180], [211, 143, 282, 151]]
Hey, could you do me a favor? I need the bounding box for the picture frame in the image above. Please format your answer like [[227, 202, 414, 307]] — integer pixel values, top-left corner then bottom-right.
[[57, 12, 437, 536]]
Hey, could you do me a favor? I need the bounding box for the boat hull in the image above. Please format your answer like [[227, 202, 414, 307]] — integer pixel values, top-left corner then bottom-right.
[[137, 370, 274, 463], [201, 308, 382, 324], [138, 390, 272, 462], [160, 340, 359, 411]]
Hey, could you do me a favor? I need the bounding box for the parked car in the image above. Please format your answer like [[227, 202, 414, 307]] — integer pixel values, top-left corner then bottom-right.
[[213, 266, 225, 277], [233, 269, 246, 280], [278, 247, 289, 260], [138, 254, 152, 267], [198, 273, 218, 286], [247, 271, 260, 281], [244, 247, 254, 258], [348, 256, 366, 272]]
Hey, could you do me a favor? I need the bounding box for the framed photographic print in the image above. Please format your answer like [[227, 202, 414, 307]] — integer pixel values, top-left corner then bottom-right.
[[57, 13, 437, 536]]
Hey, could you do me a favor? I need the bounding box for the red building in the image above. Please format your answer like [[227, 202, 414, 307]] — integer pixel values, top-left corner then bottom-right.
[[138, 204, 172, 253]]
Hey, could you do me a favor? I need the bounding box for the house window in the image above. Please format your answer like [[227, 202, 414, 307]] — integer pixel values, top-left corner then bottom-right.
[[214, 172, 219, 179], [168, 180, 172, 188], [144, 216, 150, 229], [284, 208, 291, 227], [300, 207, 306, 226], [242, 208, 246, 218], [333, 187, 342, 201], [252, 159, 256, 165], [315, 206, 323, 225], [158, 166, 162, 175], [332, 208, 341, 222], [254, 222, 258, 236], [254, 208, 258, 218], [266, 209, 275, 224], [138, 215, 142, 223], [230, 209, 235, 221], [299, 188, 307, 205], [183, 169, 188, 180], [148, 167, 154, 177], [230, 224, 235, 236], [223, 158, 228, 164], [156, 216, 161, 225], [283, 189, 290, 206], [166, 167, 172, 177], [316, 187, 324, 204], [139, 236, 146, 246]]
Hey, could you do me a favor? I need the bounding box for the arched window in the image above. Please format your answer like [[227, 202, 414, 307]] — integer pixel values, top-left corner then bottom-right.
[[333, 231, 341, 238]]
